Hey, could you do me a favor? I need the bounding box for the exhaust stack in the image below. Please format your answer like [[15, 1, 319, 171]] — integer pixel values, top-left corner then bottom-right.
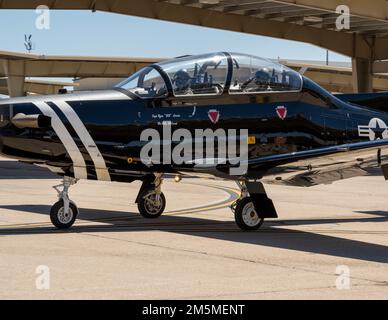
[[11, 113, 51, 129]]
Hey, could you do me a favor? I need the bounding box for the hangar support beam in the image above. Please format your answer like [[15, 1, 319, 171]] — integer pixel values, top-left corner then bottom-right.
[[352, 58, 373, 93], [1, 60, 25, 97]]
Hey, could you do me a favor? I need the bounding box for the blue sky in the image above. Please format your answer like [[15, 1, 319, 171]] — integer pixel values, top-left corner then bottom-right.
[[0, 9, 350, 62]]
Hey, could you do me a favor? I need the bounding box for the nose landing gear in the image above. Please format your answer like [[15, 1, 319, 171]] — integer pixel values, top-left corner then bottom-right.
[[50, 176, 79, 229]]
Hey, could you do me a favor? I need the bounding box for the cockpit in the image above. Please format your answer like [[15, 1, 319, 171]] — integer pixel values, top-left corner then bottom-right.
[[116, 52, 303, 99]]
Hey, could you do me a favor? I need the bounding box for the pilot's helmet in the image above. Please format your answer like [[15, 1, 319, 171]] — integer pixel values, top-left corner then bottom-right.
[[174, 69, 191, 91], [254, 68, 271, 85]]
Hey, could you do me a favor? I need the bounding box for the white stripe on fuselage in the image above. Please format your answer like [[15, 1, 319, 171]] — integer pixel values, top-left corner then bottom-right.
[[53, 100, 111, 182], [33, 101, 88, 180]]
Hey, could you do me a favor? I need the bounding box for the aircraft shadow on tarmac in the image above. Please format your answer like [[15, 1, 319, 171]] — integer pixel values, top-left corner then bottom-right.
[[0, 204, 387, 264], [0, 161, 57, 179]]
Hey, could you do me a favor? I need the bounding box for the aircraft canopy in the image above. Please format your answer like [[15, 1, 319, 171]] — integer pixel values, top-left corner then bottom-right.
[[116, 52, 303, 99]]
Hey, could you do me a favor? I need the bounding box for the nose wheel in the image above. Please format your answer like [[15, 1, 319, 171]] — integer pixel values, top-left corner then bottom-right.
[[50, 200, 79, 229], [50, 176, 79, 229]]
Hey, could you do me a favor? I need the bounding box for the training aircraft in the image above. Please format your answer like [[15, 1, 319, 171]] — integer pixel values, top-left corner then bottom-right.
[[1, 52, 388, 231]]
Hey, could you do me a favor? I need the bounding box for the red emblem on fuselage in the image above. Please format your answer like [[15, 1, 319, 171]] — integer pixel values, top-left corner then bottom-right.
[[276, 106, 287, 120], [208, 109, 220, 124]]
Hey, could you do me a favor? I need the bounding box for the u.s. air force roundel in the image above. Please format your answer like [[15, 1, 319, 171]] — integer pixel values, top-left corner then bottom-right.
[[358, 118, 388, 140]]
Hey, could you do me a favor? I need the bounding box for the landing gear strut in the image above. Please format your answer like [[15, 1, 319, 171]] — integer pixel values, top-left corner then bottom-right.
[[232, 181, 264, 231], [136, 173, 166, 219], [50, 176, 79, 229], [232, 181, 278, 231]]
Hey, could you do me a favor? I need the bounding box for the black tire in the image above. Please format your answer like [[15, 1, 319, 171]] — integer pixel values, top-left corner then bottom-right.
[[137, 189, 166, 219], [234, 197, 264, 231], [50, 200, 78, 229]]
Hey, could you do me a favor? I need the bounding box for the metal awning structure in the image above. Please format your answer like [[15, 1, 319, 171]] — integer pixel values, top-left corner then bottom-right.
[[0, 50, 159, 96], [0, 51, 158, 78], [1, 50, 388, 96], [166, 0, 388, 38], [2, 0, 388, 93], [2, 0, 388, 60], [281, 60, 388, 93], [0, 78, 75, 96]]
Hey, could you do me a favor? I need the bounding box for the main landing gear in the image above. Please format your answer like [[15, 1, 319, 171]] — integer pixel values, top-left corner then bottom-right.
[[231, 181, 278, 231], [50, 176, 79, 229], [136, 173, 166, 219]]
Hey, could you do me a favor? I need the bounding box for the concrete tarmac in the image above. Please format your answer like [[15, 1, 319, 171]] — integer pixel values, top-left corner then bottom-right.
[[0, 157, 387, 300]]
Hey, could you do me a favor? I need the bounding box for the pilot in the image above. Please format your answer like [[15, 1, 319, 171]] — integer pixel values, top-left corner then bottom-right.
[[173, 69, 192, 95], [254, 67, 272, 91], [288, 71, 301, 90]]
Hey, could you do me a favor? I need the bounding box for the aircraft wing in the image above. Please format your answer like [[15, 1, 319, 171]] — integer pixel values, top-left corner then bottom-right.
[[249, 139, 388, 187], [177, 139, 388, 187]]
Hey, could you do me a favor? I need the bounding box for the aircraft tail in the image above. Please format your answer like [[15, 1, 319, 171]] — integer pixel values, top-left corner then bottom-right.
[[335, 92, 388, 112]]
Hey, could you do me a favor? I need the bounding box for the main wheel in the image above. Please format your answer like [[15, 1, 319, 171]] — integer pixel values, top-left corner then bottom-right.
[[50, 200, 78, 229], [234, 197, 264, 231], [137, 189, 166, 219]]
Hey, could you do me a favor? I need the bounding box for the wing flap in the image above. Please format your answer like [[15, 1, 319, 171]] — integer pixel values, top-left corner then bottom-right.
[[264, 161, 369, 187]]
